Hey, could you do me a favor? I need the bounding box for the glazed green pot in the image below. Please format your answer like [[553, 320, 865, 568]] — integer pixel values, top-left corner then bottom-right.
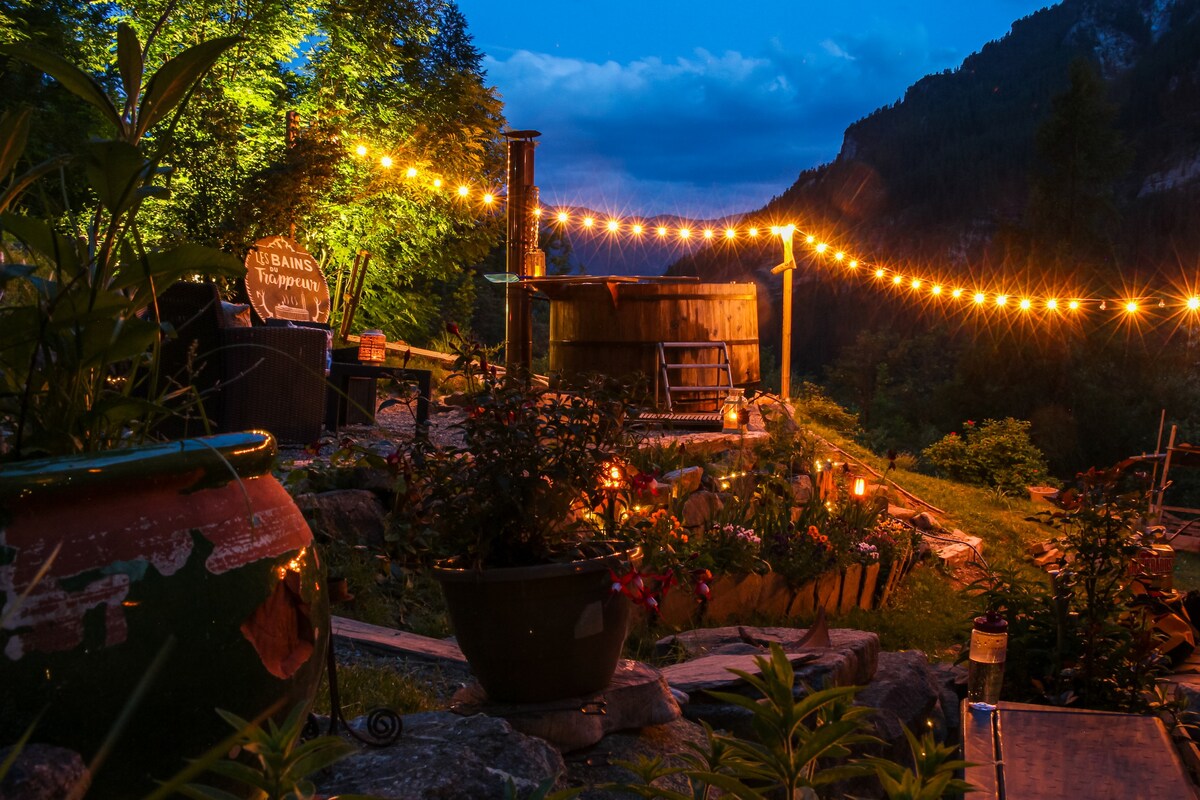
[[0, 432, 328, 792], [434, 546, 639, 703]]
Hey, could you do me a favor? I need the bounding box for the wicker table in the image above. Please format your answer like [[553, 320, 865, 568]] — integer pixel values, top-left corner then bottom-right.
[[962, 700, 1197, 799], [325, 362, 431, 431]]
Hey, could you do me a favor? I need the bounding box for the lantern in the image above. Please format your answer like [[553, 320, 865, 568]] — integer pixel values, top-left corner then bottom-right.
[[853, 477, 866, 498], [358, 330, 387, 362], [721, 388, 748, 434]]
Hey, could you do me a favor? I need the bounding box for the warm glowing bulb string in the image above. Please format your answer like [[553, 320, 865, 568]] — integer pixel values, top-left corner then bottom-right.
[[349, 143, 1200, 321]]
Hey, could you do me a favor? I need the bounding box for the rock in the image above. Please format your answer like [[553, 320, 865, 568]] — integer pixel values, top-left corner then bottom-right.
[[295, 489, 388, 548], [790, 474, 814, 504], [350, 465, 400, 496], [658, 627, 880, 691], [681, 491, 723, 529], [316, 712, 566, 800], [928, 661, 967, 743], [888, 505, 918, 521], [910, 512, 943, 532], [565, 718, 710, 799], [0, 744, 89, 800], [660, 651, 818, 695], [857, 651, 943, 761], [660, 466, 703, 495], [450, 660, 681, 752], [441, 391, 475, 408], [930, 530, 985, 569]]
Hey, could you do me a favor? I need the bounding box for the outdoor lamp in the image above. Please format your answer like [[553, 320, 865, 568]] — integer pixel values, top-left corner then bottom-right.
[[853, 477, 866, 498], [722, 388, 748, 434], [358, 330, 387, 363]]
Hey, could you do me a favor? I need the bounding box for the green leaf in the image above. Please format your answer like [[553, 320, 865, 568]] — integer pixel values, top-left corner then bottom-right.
[[136, 36, 244, 139], [82, 139, 151, 215], [0, 108, 32, 179], [0, 43, 123, 134], [0, 154, 72, 215], [113, 243, 244, 293], [0, 213, 82, 277], [116, 23, 144, 113]]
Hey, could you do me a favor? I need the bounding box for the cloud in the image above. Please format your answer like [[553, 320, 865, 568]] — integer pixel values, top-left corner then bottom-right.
[[482, 20, 966, 217]]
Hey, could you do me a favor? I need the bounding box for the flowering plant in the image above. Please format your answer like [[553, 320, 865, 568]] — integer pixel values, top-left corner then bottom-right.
[[405, 374, 633, 569]]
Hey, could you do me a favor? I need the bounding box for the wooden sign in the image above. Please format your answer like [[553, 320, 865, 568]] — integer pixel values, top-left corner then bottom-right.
[[244, 235, 330, 323]]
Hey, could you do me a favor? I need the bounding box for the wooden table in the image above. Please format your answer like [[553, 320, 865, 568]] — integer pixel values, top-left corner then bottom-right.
[[325, 362, 431, 431], [962, 700, 1197, 799]]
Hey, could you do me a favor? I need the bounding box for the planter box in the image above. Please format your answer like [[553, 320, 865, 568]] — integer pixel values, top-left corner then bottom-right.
[[858, 562, 881, 609], [706, 573, 763, 624], [838, 563, 864, 615]]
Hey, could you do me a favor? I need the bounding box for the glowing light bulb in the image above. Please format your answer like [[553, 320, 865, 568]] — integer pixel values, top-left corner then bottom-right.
[[952, 288, 963, 298], [725, 228, 736, 239], [657, 226, 667, 237], [405, 166, 418, 178], [355, 144, 367, 156], [432, 178, 442, 188], [911, 279, 921, 289], [583, 217, 594, 228], [1068, 299, 1081, 310], [835, 251, 845, 261], [607, 220, 619, 232], [532, 206, 540, 216], [1125, 300, 1138, 313], [996, 295, 1008, 307], [932, 285, 942, 296], [805, 235, 815, 244], [632, 224, 643, 235], [849, 260, 858, 268], [679, 228, 691, 239], [748, 228, 759, 237], [874, 269, 885, 279], [482, 193, 494, 205], [770, 226, 781, 236], [1189, 297, 1200, 311], [703, 229, 714, 239], [892, 275, 903, 285], [556, 211, 568, 223], [1047, 299, 1058, 310], [1020, 298, 1031, 310], [380, 156, 393, 168], [457, 185, 469, 196], [815, 242, 828, 253], [974, 293, 986, 305]]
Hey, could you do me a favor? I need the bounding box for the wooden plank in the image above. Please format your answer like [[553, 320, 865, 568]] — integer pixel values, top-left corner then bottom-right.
[[332, 615, 467, 664]]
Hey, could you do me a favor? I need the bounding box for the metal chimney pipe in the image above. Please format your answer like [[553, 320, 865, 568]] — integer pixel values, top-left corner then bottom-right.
[[503, 130, 541, 379]]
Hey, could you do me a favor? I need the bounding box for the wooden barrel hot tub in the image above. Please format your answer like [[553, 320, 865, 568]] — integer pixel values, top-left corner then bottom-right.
[[545, 280, 760, 402]]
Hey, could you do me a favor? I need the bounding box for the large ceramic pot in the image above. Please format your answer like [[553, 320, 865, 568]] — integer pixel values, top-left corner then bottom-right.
[[0, 431, 327, 792], [434, 547, 639, 703]]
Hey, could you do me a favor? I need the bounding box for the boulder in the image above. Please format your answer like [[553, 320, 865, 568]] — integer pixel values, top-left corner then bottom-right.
[[450, 660, 681, 752], [928, 661, 968, 742], [681, 491, 723, 529], [660, 467, 703, 496], [856, 651, 943, 761], [790, 474, 814, 504], [910, 511, 944, 532], [887, 505, 918, 521], [930, 530, 985, 569], [0, 744, 89, 800], [566, 718, 710, 799], [316, 712, 565, 799], [295, 489, 388, 548]]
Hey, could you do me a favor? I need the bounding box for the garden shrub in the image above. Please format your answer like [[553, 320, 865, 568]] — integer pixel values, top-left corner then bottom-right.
[[796, 380, 861, 434], [921, 417, 1049, 495]]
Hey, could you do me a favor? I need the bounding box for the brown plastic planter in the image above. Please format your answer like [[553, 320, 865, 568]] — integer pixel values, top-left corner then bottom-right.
[[434, 547, 639, 703]]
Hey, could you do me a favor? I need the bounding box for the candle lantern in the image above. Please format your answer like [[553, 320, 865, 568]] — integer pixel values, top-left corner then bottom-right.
[[853, 477, 866, 498], [721, 388, 748, 434], [358, 329, 387, 362]]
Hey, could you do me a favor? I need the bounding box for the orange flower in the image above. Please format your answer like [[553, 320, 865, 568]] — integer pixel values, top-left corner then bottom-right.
[[680, 534, 688, 543]]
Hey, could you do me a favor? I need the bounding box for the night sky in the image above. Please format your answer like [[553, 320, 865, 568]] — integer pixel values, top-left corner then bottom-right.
[[457, 0, 1054, 220]]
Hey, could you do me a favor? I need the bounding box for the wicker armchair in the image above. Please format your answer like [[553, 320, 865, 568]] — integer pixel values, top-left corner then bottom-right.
[[157, 282, 327, 444]]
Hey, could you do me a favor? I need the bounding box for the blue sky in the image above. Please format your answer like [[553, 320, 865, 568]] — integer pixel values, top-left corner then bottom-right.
[[456, 0, 1054, 219]]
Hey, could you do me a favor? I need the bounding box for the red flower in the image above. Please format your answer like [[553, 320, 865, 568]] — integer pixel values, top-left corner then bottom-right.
[[446, 321, 461, 338]]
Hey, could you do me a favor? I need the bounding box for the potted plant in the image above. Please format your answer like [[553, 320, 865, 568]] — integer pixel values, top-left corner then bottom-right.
[[405, 359, 639, 703], [0, 24, 327, 791]]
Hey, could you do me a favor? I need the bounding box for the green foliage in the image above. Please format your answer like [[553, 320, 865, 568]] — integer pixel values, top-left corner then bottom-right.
[[860, 727, 974, 800], [922, 418, 1049, 495], [404, 374, 634, 568], [794, 380, 860, 434], [312, 662, 439, 719], [179, 703, 361, 800], [973, 465, 1167, 710], [0, 23, 243, 460]]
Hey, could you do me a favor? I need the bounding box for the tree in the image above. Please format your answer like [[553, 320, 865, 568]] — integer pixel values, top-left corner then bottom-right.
[[1026, 57, 1131, 273]]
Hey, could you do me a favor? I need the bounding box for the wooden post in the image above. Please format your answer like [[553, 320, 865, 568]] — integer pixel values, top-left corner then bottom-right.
[[770, 227, 796, 400]]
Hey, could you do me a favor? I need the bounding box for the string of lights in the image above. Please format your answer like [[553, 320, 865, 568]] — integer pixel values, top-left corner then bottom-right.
[[349, 144, 1200, 321]]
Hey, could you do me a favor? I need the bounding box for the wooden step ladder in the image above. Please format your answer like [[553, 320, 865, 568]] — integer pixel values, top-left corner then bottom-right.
[[656, 341, 735, 412]]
